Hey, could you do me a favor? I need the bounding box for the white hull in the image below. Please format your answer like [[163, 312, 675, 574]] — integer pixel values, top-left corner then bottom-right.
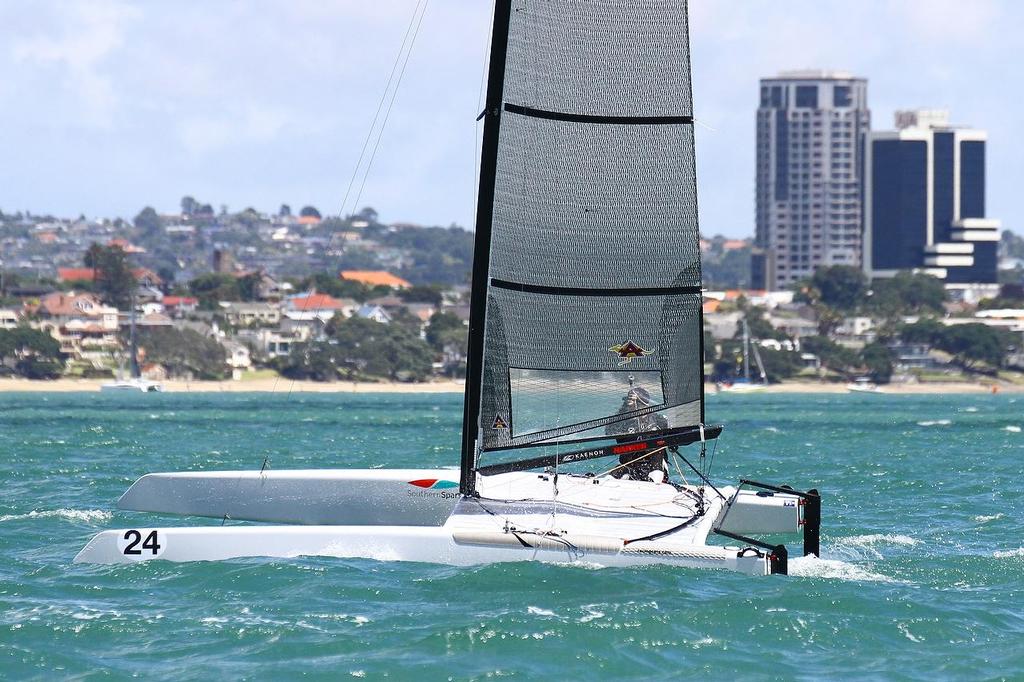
[[116, 469, 802, 536], [78, 472, 813, 575], [716, 382, 767, 394], [73, 524, 772, 575], [100, 379, 163, 392]]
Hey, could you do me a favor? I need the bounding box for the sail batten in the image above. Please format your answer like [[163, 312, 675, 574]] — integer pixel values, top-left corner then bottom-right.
[[463, 0, 702, 489]]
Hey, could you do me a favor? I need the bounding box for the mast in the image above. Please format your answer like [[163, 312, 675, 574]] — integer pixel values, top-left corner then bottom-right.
[[460, 0, 512, 496], [129, 288, 140, 380], [742, 319, 750, 382]]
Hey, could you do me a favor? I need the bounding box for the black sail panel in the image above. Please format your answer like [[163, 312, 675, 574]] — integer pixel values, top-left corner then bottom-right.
[[465, 0, 701, 479]]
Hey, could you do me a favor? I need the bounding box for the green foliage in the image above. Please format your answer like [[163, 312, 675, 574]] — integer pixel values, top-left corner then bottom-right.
[[801, 336, 859, 377], [279, 204, 292, 217], [936, 324, 1012, 371], [860, 342, 893, 383], [426, 311, 465, 352], [181, 196, 198, 216], [0, 327, 64, 378], [868, 272, 947, 317], [282, 316, 433, 382], [379, 226, 474, 286], [299, 206, 322, 219], [136, 327, 227, 379], [133, 207, 162, 240], [398, 285, 443, 306], [737, 303, 790, 342], [899, 320, 1012, 372], [898, 319, 945, 345], [702, 246, 751, 289], [810, 266, 868, 311], [757, 347, 802, 381], [187, 273, 259, 308], [84, 243, 135, 309]]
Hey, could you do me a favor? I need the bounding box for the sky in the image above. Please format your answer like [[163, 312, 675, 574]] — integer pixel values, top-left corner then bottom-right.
[[0, 0, 1020, 238]]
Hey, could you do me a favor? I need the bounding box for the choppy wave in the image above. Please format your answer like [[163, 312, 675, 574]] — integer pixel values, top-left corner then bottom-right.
[[917, 419, 952, 426], [993, 548, 1024, 558], [974, 513, 1004, 523], [789, 555, 897, 583], [0, 508, 111, 523], [1004, 425, 1022, 433], [843, 534, 921, 548]]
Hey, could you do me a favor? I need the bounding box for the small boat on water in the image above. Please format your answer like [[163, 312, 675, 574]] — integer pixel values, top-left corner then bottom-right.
[[100, 291, 162, 393], [716, 320, 768, 393], [847, 378, 882, 394], [76, 0, 820, 575]]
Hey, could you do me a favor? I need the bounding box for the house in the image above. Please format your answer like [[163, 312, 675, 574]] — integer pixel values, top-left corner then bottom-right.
[[236, 328, 307, 358], [162, 296, 199, 317], [34, 291, 119, 358], [284, 292, 357, 323], [219, 302, 281, 327], [356, 304, 392, 324], [0, 309, 20, 329], [339, 270, 411, 289], [223, 341, 252, 379]]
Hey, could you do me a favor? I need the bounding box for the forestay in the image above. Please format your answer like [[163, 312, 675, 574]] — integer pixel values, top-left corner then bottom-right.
[[463, 0, 704, 490]]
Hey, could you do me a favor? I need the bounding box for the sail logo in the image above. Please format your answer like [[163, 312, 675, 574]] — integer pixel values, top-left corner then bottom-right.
[[408, 479, 459, 490], [609, 340, 653, 365], [491, 414, 509, 430]]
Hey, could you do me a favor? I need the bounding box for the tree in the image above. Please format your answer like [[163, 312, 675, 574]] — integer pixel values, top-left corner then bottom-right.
[[425, 311, 465, 351], [299, 206, 322, 219], [188, 273, 242, 309], [84, 243, 135, 309], [309, 316, 433, 381], [869, 272, 946, 318], [936, 324, 1010, 372], [181, 196, 198, 216], [0, 327, 64, 379], [399, 285, 444, 306], [134, 207, 162, 240], [136, 327, 227, 379], [801, 335, 859, 377], [860, 342, 893, 383], [810, 266, 868, 311], [278, 204, 292, 217]]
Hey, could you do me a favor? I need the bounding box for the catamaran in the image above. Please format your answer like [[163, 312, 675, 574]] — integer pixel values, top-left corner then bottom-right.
[[76, 0, 820, 575], [715, 319, 768, 393], [100, 291, 162, 392]]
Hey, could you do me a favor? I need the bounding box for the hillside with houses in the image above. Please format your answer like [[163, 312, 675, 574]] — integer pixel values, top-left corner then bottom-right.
[[0, 200, 1022, 387]]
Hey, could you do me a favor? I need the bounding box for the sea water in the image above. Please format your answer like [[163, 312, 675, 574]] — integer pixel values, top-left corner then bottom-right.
[[1, 391, 1022, 679]]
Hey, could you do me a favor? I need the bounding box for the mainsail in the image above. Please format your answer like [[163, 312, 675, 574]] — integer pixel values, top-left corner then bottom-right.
[[462, 0, 703, 493]]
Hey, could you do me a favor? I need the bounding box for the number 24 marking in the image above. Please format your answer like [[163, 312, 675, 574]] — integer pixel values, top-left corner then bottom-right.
[[122, 530, 161, 555]]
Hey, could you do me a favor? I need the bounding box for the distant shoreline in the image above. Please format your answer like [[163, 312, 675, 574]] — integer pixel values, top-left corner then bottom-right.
[[0, 377, 1019, 394]]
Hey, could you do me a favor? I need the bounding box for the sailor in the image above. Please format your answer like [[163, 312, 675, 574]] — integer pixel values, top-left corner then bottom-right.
[[606, 385, 669, 482]]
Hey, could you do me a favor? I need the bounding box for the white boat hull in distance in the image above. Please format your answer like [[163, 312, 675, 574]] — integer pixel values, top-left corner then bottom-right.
[[72, 525, 774, 575], [117, 469, 459, 526], [116, 469, 803, 536], [100, 379, 162, 392]]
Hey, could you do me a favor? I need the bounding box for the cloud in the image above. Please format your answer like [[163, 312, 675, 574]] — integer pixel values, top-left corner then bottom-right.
[[11, 1, 139, 128]]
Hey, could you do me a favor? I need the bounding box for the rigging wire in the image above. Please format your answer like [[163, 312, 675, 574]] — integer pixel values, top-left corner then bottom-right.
[[337, 0, 426, 219], [348, 0, 431, 219], [472, 0, 497, 223]]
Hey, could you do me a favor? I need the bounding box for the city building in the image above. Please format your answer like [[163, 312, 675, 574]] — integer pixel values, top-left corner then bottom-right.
[[865, 110, 1001, 299], [753, 70, 870, 290]]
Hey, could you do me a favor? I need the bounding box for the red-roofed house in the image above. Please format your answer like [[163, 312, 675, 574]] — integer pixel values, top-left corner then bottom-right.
[[56, 266, 163, 288], [162, 296, 199, 317], [284, 292, 358, 323], [339, 270, 411, 289], [34, 292, 119, 358]]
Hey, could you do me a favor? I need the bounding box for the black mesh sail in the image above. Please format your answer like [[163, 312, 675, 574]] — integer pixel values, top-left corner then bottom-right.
[[463, 0, 702, 485]]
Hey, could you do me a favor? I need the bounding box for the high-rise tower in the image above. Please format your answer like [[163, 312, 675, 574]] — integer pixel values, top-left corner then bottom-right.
[[753, 70, 870, 290], [865, 110, 1000, 294]]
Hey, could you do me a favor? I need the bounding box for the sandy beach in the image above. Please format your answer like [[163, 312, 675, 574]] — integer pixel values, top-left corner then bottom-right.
[[0, 377, 1019, 394]]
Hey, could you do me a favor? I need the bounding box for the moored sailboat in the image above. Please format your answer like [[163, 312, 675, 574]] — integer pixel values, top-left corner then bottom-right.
[[77, 0, 819, 575]]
